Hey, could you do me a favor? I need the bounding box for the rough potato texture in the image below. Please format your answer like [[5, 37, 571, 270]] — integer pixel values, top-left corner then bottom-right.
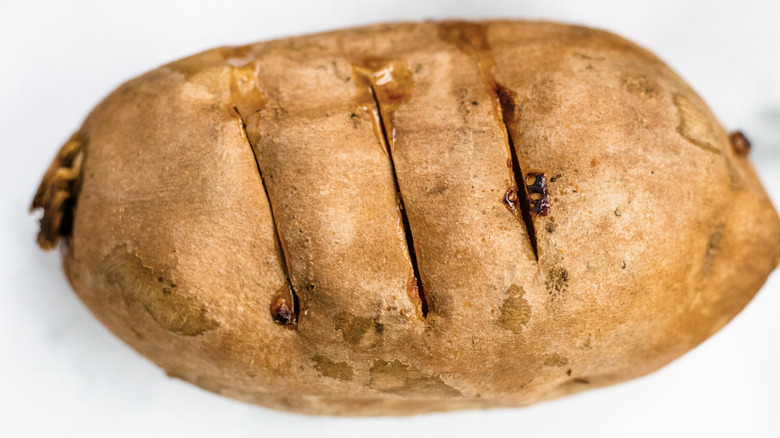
[[32, 20, 780, 416]]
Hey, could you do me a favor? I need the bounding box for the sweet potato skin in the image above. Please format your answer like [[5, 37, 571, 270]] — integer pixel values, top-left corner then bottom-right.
[[33, 20, 780, 416]]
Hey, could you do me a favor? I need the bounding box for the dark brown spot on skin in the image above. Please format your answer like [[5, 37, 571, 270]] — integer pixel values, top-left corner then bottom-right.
[[273, 305, 293, 325], [334, 312, 384, 348], [546, 267, 569, 305], [729, 131, 751, 156], [369, 359, 461, 397], [270, 284, 298, 328], [496, 285, 532, 333], [312, 355, 354, 381], [100, 245, 219, 336], [525, 172, 550, 217]]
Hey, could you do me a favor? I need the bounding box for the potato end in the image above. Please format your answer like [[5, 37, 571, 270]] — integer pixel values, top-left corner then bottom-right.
[[31, 134, 86, 250]]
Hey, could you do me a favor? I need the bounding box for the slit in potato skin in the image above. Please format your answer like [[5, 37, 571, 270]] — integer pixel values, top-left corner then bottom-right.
[[369, 86, 429, 318], [352, 60, 429, 319], [438, 21, 546, 261], [233, 104, 300, 329]]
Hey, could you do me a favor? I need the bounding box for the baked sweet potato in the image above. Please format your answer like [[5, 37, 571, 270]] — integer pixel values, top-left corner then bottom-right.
[[32, 20, 780, 416]]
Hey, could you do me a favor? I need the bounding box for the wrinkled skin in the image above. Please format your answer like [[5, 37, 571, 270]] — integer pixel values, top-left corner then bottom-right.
[[33, 20, 780, 416]]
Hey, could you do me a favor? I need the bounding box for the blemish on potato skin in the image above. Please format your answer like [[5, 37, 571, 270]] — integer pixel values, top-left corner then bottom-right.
[[552, 376, 592, 396], [573, 52, 605, 62], [546, 267, 569, 305], [101, 244, 219, 336], [130, 328, 144, 339], [542, 353, 569, 367], [706, 225, 724, 258], [334, 312, 384, 348], [369, 359, 461, 397], [496, 285, 532, 334], [525, 172, 550, 217], [729, 131, 751, 156], [702, 223, 725, 277], [192, 374, 230, 395], [270, 284, 298, 328], [427, 180, 449, 195], [674, 94, 721, 153], [623, 75, 655, 97], [312, 355, 354, 381]]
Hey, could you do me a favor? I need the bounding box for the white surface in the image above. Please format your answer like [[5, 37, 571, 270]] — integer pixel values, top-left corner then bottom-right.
[[2, 0, 779, 437]]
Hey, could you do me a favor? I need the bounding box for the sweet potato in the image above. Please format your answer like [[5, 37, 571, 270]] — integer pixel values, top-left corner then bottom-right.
[[32, 20, 780, 416]]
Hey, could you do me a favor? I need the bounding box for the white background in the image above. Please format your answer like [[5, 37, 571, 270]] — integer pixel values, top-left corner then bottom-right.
[[2, 1, 779, 437]]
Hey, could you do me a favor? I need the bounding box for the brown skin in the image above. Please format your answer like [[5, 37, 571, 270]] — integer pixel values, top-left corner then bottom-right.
[[32, 20, 780, 416]]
